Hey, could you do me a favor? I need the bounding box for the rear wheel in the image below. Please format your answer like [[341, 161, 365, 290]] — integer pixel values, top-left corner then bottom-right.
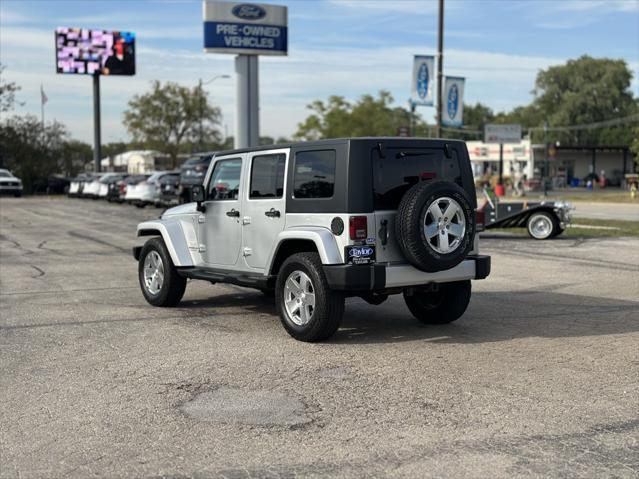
[[275, 252, 344, 342], [138, 237, 186, 307], [404, 280, 471, 324], [527, 212, 557, 240]]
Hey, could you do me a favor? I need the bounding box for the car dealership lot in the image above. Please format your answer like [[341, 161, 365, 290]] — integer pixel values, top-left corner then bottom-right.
[[1, 197, 638, 478]]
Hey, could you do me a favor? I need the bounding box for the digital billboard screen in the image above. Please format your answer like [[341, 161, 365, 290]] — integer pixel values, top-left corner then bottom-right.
[[55, 27, 135, 76]]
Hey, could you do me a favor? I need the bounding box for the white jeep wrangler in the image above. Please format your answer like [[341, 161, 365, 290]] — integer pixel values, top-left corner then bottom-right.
[[134, 138, 490, 341]]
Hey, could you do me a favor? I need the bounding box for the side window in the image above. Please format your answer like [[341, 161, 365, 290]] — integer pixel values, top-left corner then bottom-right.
[[293, 150, 336, 199], [249, 153, 286, 199], [207, 158, 242, 200]]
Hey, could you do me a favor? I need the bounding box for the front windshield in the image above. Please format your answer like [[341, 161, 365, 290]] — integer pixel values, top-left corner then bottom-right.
[[0, 171, 12, 178]]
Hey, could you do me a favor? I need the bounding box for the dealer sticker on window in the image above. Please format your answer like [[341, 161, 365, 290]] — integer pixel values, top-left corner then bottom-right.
[[345, 245, 375, 265]]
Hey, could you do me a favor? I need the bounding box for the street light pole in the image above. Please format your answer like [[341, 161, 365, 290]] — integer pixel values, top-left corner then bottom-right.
[[197, 74, 230, 152], [435, 0, 444, 138]]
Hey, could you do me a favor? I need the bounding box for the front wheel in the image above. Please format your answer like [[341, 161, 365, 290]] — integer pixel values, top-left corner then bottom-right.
[[404, 280, 471, 324], [275, 252, 344, 342], [527, 212, 557, 240], [138, 237, 186, 307]]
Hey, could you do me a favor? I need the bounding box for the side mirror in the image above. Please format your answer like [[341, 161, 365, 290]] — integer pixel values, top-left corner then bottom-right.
[[191, 185, 206, 212]]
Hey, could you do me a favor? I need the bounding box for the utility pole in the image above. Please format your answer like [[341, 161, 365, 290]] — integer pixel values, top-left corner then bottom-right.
[[435, 0, 444, 138]]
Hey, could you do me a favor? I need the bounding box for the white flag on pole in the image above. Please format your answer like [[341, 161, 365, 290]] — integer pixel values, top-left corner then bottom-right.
[[441, 76, 465, 127], [411, 55, 434, 106]]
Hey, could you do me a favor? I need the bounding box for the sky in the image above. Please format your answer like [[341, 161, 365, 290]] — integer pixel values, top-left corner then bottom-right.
[[1, 0, 638, 145]]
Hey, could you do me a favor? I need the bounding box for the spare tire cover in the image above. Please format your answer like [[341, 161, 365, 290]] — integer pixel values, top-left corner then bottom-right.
[[395, 180, 475, 272]]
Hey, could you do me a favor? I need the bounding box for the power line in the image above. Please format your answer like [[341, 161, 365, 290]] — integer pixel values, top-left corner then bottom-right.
[[527, 113, 639, 132]]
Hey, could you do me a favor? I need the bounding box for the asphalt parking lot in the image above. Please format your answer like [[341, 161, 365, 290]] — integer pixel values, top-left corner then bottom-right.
[[1, 197, 638, 478]]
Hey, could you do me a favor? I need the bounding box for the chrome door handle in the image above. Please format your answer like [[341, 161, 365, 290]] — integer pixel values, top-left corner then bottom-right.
[[264, 208, 281, 218], [226, 209, 240, 217]]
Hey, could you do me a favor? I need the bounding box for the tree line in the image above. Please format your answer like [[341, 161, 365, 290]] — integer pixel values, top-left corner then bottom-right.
[[1, 55, 638, 193]]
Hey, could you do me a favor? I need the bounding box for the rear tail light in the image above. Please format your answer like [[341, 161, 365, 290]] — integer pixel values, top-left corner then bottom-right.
[[349, 216, 367, 241], [475, 210, 485, 232]]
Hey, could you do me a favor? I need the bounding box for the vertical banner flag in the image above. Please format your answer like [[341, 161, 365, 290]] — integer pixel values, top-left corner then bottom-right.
[[411, 55, 434, 106], [442, 76, 465, 127]]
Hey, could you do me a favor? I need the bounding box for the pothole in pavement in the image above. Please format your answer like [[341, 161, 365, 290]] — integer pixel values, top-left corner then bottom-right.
[[180, 387, 311, 426]]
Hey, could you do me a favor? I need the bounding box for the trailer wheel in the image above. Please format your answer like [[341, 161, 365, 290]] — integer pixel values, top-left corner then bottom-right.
[[527, 212, 557, 240]]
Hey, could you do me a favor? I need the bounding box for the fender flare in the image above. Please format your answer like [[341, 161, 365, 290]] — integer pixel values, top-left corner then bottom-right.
[[137, 220, 194, 267], [266, 227, 342, 274]]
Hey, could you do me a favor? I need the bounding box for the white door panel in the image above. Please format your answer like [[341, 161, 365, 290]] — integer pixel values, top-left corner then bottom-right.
[[242, 149, 289, 270], [199, 155, 245, 267]]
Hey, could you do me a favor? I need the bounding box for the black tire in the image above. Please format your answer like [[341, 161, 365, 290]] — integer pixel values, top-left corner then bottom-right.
[[527, 212, 557, 240], [551, 226, 565, 238], [395, 181, 475, 272], [404, 280, 471, 324], [14, 192, 22, 198], [138, 237, 187, 307], [275, 252, 345, 342]]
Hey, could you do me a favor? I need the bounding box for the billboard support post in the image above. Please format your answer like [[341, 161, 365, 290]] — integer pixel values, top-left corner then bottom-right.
[[235, 54, 259, 149], [92, 74, 101, 173]]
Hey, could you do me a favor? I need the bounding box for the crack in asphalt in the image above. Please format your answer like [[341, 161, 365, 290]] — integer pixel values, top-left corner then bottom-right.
[[29, 265, 45, 278]]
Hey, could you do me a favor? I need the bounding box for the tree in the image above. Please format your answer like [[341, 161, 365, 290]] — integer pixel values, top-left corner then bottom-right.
[[294, 90, 429, 140], [59, 140, 93, 176], [441, 102, 495, 141], [0, 115, 68, 192], [0, 63, 21, 112], [529, 55, 638, 145], [123, 81, 222, 168]]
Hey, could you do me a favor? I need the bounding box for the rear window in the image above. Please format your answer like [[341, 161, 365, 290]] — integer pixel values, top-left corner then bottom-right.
[[293, 150, 336, 199], [183, 156, 211, 166], [250, 153, 286, 198], [373, 148, 462, 210]]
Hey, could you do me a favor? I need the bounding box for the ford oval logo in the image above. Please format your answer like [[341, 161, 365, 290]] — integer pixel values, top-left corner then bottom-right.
[[417, 62, 429, 99], [232, 4, 267, 20], [447, 83, 459, 119]]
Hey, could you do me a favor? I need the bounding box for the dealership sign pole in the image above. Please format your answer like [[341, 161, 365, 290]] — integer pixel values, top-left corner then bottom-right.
[[203, 1, 288, 149], [55, 28, 136, 172]]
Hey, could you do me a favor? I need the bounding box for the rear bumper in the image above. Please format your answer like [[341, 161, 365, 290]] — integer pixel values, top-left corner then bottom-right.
[[323, 255, 491, 291]]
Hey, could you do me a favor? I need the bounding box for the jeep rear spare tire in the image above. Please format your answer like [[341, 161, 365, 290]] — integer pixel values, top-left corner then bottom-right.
[[395, 180, 475, 272]]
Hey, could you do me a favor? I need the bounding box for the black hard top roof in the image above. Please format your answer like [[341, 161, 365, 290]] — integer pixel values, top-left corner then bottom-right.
[[214, 137, 465, 157]]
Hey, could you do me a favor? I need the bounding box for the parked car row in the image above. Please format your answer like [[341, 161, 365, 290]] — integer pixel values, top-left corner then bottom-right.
[[68, 170, 182, 208], [67, 153, 215, 208]]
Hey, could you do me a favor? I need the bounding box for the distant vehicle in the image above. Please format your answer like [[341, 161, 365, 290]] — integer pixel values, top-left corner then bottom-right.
[[134, 138, 490, 342], [114, 174, 148, 203], [46, 175, 71, 195], [97, 173, 128, 199], [125, 171, 171, 207], [156, 171, 181, 207], [476, 189, 573, 240], [0, 169, 23, 197], [68, 173, 92, 197], [80, 174, 107, 198], [178, 153, 215, 203]]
